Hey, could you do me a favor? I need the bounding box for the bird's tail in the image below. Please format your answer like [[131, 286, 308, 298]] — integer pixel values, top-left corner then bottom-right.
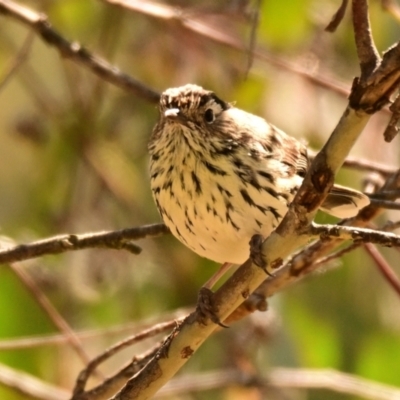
[[321, 184, 370, 218]]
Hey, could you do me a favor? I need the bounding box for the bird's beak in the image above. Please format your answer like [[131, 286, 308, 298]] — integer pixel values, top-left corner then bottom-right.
[[164, 108, 188, 126], [164, 108, 180, 118]]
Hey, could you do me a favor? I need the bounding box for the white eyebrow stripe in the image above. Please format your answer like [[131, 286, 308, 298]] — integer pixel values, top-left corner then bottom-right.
[[206, 100, 223, 115]]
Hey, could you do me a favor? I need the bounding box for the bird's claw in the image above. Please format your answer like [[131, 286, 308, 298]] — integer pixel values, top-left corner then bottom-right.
[[249, 234, 274, 277], [196, 287, 228, 328]]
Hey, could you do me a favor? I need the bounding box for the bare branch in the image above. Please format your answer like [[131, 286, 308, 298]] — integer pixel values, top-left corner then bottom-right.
[[309, 223, 400, 246], [269, 368, 400, 400], [382, 0, 400, 22], [364, 243, 400, 297], [253, 169, 400, 300], [312, 242, 361, 268], [0, 0, 160, 102], [368, 199, 400, 209], [0, 224, 169, 265], [382, 220, 400, 231], [104, 0, 355, 100], [349, 42, 400, 112], [10, 264, 93, 369], [1, 0, 394, 119], [73, 320, 180, 398], [352, 0, 380, 80], [0, 308, 191, 350], [384, 94, 400, 142], [245, 0, 261, 76], [223, 292, 268, 325], [1, 0, 396, 123], [0, 31, 33, 92], [2, 2, 399, 399], [105, 1, 400, 393], [0, 362, 69, 400], [156, 367, 400, 400], [114, 46, 363, 400], [325, 0, 349, 32], [339, 156, 396, 176], [74, 345, 160, 400]]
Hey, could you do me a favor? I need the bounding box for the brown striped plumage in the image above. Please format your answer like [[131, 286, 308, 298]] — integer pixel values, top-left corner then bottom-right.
[[149, 84, 369, 264]]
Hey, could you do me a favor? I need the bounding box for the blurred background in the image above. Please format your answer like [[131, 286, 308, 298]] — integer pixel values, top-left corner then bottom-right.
[[0, 0, 399, 399]]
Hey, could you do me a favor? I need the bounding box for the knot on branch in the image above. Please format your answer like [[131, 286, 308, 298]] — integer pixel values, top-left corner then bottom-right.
[[349, 44, 400, 113], [295, 157, 334, 215]]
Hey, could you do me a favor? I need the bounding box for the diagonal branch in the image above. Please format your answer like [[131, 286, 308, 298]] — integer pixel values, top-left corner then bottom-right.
[[325, 0, 349, 32], [253, 169, 400, 301], [10, 263, 94, 372], [0, 362, 69, 400], [352, 0, 380, 79], [0, 30, 33, 92], [75, 345, 160, 400], [111, 2, 400, 398], [364, 243, 400, 297], [0, 0, 160, 102], [73, 320, 180, 398], [112, 80, 369, 400], [382, 0, 400, 22], [105, 0, 353, 98]]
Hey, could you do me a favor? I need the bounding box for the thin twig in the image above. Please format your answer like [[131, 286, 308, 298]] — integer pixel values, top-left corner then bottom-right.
[[368, 190, 400, 199], [235, 90, 400, 335], [73, 320, 181, 396], [245, 0, 261, 76], [9, 263, 94, 371], [382, 0, 400, 22], [102, 0, 388, 118], [155, 367, 400, 400], [325, 0, 349, 32], [250, 132, 400, 321], [382, 220, 400, 231], [312, 242, 361, 268], [0, 30, 33, 92], [269, 368, 400, 400], [105, 0, 354, 99], [384, 94, 400, 142], [0, 0, 160, 102], [0, 31, 61, 114], [364, 243, 400, 297], [349, 11, 400, 112], [341, 156, 397, 176], [368, 199, 400, 209], [223, 292, 268, 325], [107, 1, 400, 393], [0, 0, 394, 119], [73, 345, 160, 400], [352, 0, 380, 79], [0, 308, 190, 350], [0, 223, 169, 265], [1, 0, 395, 122], [309, 223, 400, 246], [0, 362, 69, 400]]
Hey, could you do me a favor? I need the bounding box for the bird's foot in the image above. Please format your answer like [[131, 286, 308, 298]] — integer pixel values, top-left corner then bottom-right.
[[196, 287, 228, 328], [249, 234, 274, 277]]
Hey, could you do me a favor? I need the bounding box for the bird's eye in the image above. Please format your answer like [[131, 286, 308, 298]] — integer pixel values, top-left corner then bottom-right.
[[204, 109, 215, 123]]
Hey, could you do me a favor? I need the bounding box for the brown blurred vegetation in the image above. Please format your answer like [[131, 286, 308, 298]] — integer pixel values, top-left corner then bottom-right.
[[0, 0, 399, 399]]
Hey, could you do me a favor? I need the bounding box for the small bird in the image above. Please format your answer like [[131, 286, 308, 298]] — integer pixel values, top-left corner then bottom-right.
[[149, 84, 370, 266]]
